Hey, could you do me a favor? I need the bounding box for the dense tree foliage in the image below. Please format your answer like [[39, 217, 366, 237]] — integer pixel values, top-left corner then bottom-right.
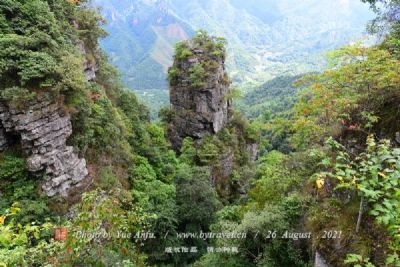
[[1, 0, 399, 266]]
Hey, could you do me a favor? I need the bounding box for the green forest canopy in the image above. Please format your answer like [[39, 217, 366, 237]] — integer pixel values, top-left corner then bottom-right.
[[0, 0, 399, 266]]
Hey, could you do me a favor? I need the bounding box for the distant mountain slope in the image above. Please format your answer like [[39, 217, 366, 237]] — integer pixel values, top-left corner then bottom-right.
[[94, 0, 193, 89], [238, 75, 305, 119], [93, 0, 374, 90]]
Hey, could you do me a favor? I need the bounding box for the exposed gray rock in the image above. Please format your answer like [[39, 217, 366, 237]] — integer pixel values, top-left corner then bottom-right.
[[78, 41, 98, 82], [74, 19, 98, 82], [247, 143, 258, 162], [0, 96, 88, 197], [314, 251, 330, 267], [396, 132, 400, 144], [219, 149, 234, 179], [168, 41, 232, 151]]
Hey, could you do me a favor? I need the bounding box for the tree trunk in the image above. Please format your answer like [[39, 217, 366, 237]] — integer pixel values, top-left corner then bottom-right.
[[356, 196, 364, 233]]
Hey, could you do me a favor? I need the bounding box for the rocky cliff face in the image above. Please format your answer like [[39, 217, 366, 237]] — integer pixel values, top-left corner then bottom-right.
[[167, 37, 232, 151], [0, 96, 88, 197], [0, 37, 96, 197], [78, 41, 98, 82]]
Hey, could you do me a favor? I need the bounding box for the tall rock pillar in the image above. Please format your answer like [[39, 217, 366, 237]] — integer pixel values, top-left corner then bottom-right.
[[167, 32, 232, 151]]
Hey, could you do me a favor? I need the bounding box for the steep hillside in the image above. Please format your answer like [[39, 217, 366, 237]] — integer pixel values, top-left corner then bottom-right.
[[238, 74, 305, 119], [1, 1, 399, 266], [93, 0, 194, 89]]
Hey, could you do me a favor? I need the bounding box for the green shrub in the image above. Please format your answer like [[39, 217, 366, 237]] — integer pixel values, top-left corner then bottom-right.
[[174, 42, 193, 60], [64, 189, 150, 266], [158, 106, 175, 123], [97, 166, 121, 190], [0, 155, 29, 182], [189, 63, 207, 89], [192, 30, 226, 60], [0, 203, 60, 267], [319, 136, 400, 265], [168, 66, 180, 85], [198, 138, 220, 165]]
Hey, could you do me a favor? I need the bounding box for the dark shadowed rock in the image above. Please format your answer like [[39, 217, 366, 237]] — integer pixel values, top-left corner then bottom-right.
[[0, 125, 7, 150]]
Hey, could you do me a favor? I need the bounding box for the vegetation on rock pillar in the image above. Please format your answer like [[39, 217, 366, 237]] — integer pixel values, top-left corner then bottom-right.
[[1, 0, 400, 266], [166, 30, 233, 152]]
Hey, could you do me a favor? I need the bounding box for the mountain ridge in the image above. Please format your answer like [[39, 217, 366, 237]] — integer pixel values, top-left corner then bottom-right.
[[93, 0, 374, 90]]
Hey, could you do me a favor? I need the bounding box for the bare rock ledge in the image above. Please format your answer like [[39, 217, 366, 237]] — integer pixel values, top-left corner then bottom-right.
[[0, 97, 88, 197]]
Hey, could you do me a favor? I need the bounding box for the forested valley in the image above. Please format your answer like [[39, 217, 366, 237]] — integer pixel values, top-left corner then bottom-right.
[[0, 0, 399, 266]]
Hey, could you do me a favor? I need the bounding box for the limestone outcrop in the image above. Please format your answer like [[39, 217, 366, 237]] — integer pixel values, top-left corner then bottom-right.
[[167, 36, 232, 151], [166, 33, 259, 200], [78, 41, 98, 82], [0, 96, 88, 197], [0, 24, 97, 197]]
